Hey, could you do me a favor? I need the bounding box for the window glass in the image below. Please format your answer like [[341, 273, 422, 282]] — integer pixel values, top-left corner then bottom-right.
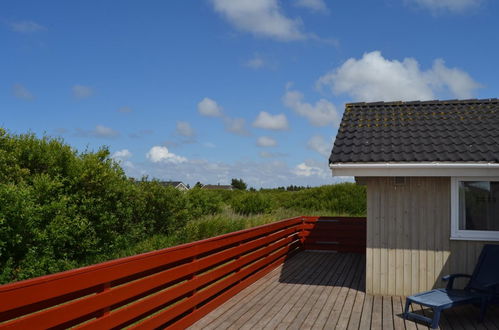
[[459, 181, 499, 231]]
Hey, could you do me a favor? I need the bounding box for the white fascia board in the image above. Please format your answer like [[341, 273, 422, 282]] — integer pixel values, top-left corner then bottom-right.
[[329, 163, 499, 177]]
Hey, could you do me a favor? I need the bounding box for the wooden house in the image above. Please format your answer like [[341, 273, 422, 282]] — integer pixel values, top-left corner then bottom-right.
[[159, 181, 189, 191], [329, 99, 499, 296]]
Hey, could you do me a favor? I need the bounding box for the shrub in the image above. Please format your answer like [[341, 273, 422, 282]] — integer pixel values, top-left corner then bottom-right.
[[0, 128, 367, 284], [230, 192, 273, 215], [131, 180, 191, 236], [186, 188, 223, 218], [0, 130, 195, 283], [279, 183, 366, 215]]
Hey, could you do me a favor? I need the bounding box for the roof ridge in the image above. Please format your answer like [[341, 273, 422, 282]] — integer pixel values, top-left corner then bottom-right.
[[346, 98, 499, 107]]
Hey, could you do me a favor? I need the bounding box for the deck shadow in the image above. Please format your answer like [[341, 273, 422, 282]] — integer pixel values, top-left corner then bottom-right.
[[277, 250, 366, 291]]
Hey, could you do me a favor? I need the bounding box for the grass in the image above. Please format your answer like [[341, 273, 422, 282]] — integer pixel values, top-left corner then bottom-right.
[[107, 206, 352, 261]]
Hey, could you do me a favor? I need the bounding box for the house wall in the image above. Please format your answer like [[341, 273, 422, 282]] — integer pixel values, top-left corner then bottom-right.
[[365, 176, 496, 296]]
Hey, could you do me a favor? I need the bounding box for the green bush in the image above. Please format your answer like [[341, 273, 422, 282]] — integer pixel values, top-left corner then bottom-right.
[[186, 188, 223, 218], [0, 129, 199, 283], [230, 192, 273, 215], [131, 180, 190, 236], [278, 183, 366, 215], [0, 128, 366, 284]]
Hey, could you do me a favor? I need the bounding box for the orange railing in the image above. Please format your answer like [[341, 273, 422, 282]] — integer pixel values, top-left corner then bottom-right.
[[0, 216, 366, 329]]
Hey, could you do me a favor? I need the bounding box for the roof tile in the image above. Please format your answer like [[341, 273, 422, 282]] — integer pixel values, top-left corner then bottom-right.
[[330, 99, 499, 163]]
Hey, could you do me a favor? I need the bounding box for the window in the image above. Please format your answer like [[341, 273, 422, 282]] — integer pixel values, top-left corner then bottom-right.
[[451, 177, 499, 241]]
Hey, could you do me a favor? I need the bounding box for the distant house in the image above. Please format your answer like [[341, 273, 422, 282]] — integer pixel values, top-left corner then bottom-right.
[[329, 99, 499, 296], [159, 181, 189, 191], [201, 184, 233, 191]]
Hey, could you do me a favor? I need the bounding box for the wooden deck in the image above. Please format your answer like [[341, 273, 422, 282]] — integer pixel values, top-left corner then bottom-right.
[[189, 251, 499, 330]]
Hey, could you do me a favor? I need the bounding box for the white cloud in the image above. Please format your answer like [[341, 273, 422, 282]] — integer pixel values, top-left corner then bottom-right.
[[224, 117, 250, 136], [197, 98, 250, 136], [211, 0, 306, 41], [72, 85, 93, 99], [203, 142, 216, 148], [176, 121, 195, 137], [283, 90, 340, 127], [54, 128, 68, 135], [259, 151, 287, 158], [307, 135, 331, 157], [129, 129, 153, 139], [76, 125, 120, 138], [317, 51, 481, 102], [112, 149, 132, 160], [93, 125, 119, 138], [12, 83, 34, 100], [292, 160, 328, 178], [257, 136, 277, 147], [146, 146, 187, 164], [197, 97, 223, 117], [430, 59, 482, 99], [408, 0, 481, 13], [134, 157, 338, 188], [245, 54, 266, 69], [294, 0, 328, 13], [253, 111, 289, 130], [118, 106, 133, 113], [8, 20, 46, 33]]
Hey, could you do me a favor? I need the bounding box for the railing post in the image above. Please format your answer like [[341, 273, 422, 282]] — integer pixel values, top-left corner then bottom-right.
[[300, 217, 306, 248], [235, 241, 243, 284], [97, 282, 111, 318], [188, 256, 198, 312]]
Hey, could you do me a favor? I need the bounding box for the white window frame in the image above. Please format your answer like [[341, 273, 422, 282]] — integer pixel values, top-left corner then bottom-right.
[[451, 176, 499, 241]]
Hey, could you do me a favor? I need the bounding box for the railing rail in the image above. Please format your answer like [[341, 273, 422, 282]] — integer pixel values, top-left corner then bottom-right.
[[0, 216, 366, 329], [300, 216, 366, 253]]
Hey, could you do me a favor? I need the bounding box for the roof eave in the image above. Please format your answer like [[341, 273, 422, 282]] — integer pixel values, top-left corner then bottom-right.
[[329, 162, 499, 177]]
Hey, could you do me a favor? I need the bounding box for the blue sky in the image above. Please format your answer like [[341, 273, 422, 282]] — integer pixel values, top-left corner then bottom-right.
[[1, 0, 498, 187]]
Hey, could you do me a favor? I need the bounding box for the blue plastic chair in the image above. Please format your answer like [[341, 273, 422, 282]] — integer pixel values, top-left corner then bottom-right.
[[403, 244, 499, 328]]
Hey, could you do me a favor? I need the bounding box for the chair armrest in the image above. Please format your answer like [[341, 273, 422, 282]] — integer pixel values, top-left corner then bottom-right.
[[482, 281, 499, 291], [442, 273, 472, 290]]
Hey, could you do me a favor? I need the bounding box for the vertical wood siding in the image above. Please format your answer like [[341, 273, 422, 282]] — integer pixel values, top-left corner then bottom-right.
[[365, 177, 497, 296]]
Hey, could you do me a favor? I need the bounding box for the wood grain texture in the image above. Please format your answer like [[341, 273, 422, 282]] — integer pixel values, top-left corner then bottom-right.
[[365, 177, 498, 296], [190, 251, 499, 330]]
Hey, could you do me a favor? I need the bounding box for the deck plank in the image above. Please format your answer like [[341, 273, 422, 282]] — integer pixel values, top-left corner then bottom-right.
[[218, 252, 325, 330], [200, 252, 314, 330], [392, 296, 406, 330], [382, 296, 394, 330], [413, 304, 431, 330], [299, 253, 353, 330], [310, 254, 358, 330], [194, 253, 310, 329], [321, 255, 361, 328], [256, 253, 330, 329], [487, 305, 499, 330], [335, 256, 365, 330], [358, 294, 374, 330], [285, 252, 345, 330], [345, 259, 366, 330], [188, 251, 499, 330], [328, 256, 364, 329], [487, 304, 499, 329], [371, 295, 383, 330], [261, 253, 334, 329]]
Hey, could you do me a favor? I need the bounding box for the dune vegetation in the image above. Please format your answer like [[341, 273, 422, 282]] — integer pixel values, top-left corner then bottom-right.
[[0, 129, 365, 284]]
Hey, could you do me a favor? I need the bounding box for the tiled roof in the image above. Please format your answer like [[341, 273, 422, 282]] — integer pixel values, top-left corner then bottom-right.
[[160, 181, 184, 187], [330, 99, 499, 164], [201, 184, 233, 190]]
